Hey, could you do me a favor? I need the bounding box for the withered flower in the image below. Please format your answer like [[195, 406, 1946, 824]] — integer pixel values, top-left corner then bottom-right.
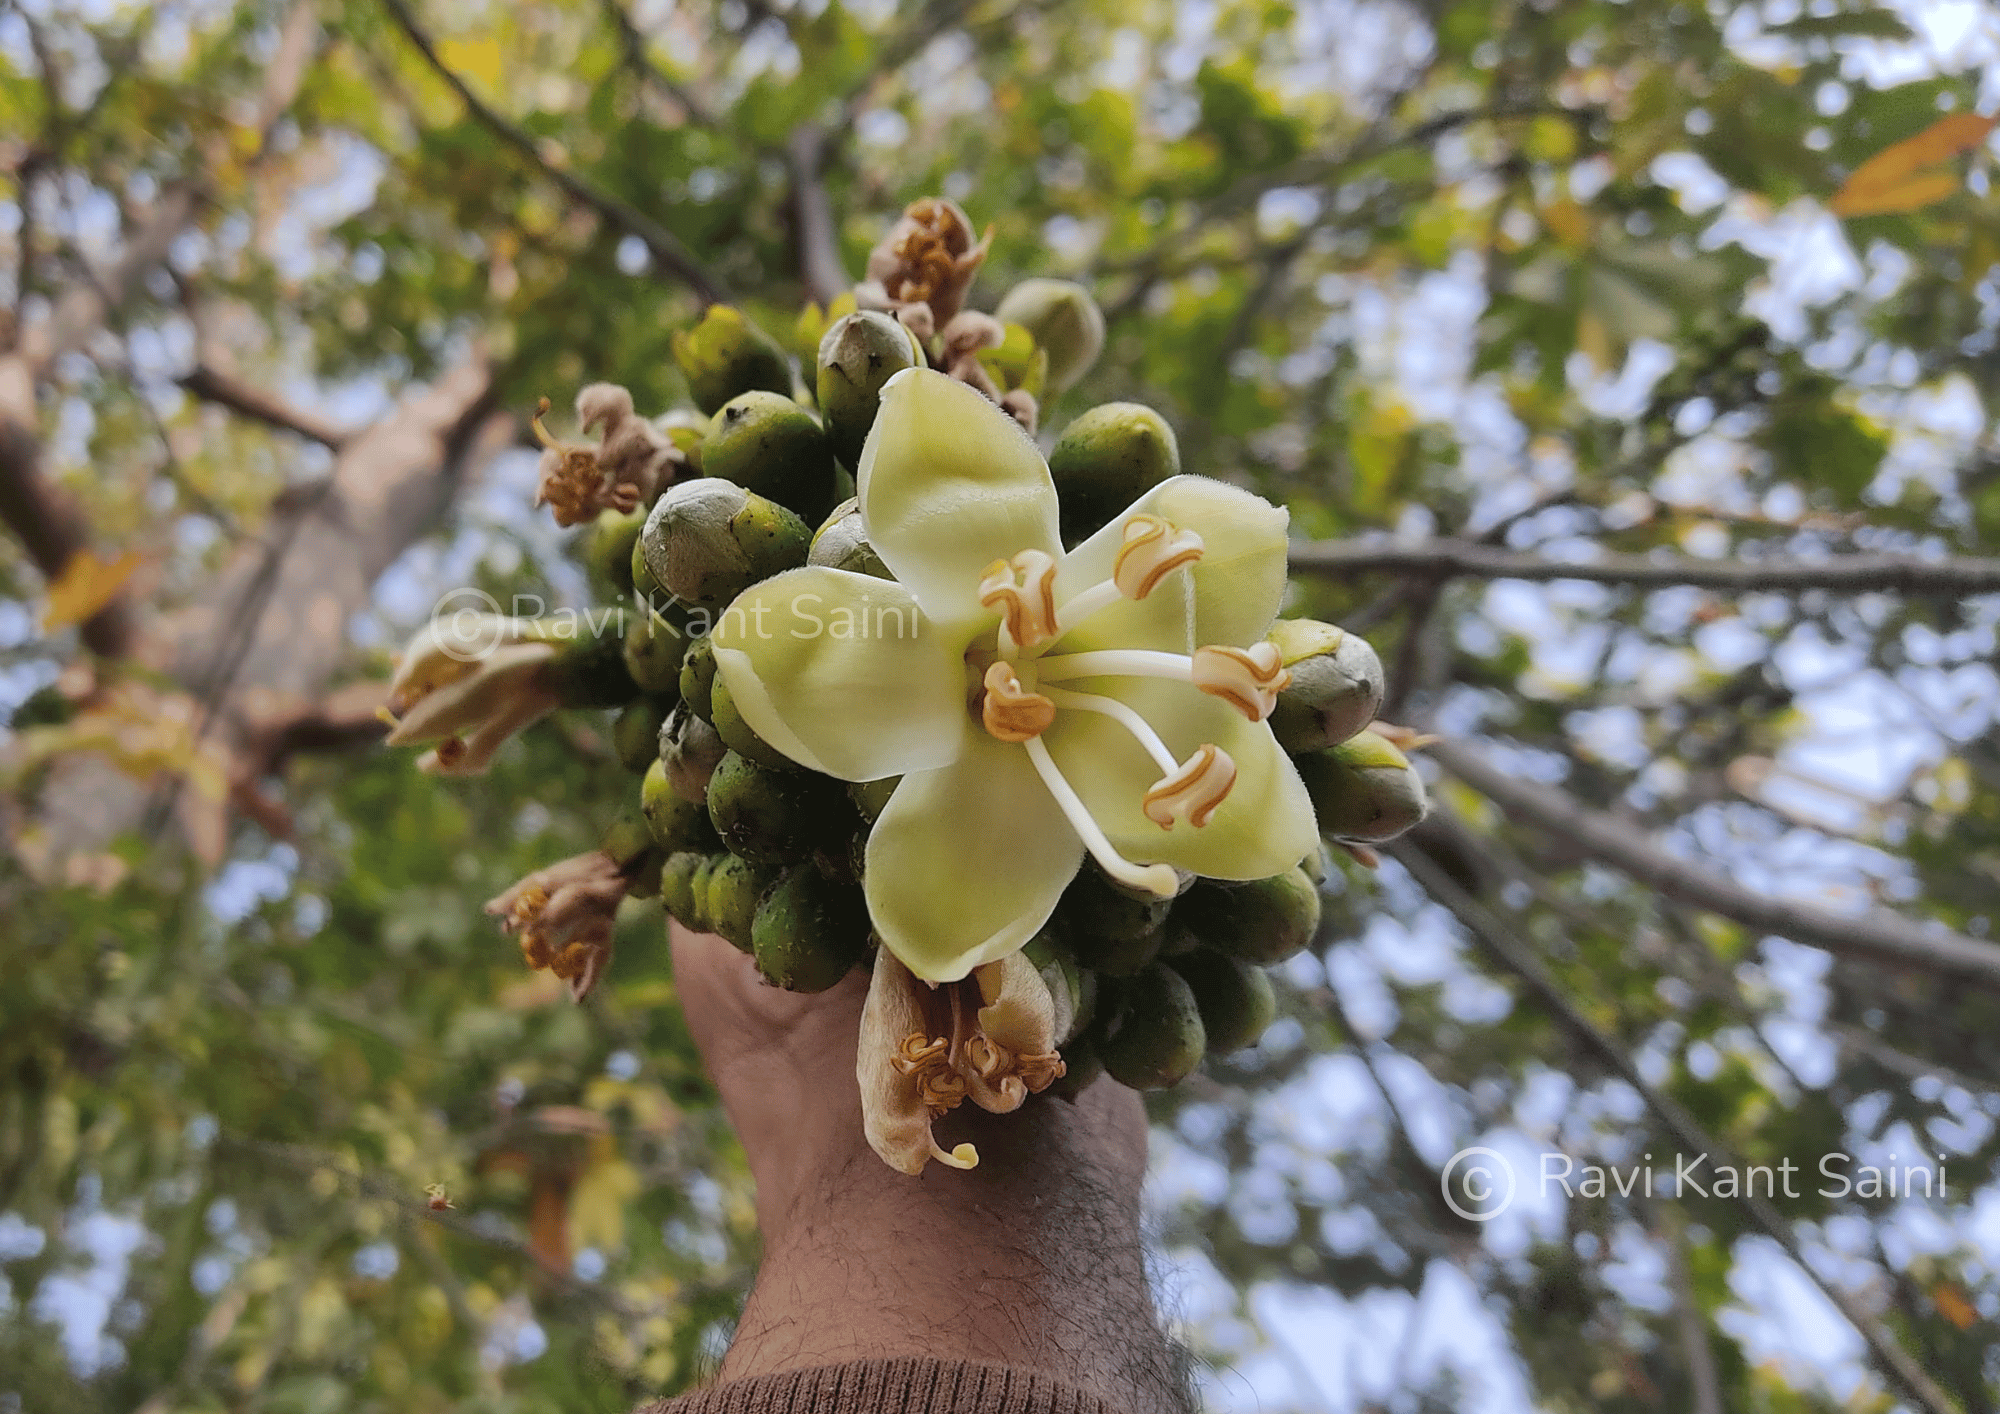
[[856, 198, 992, 340], [532, 384, 682, 527]]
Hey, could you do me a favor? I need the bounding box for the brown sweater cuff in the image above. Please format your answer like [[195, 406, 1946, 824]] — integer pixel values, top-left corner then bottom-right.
[[633, 1357, 1129, 1414]]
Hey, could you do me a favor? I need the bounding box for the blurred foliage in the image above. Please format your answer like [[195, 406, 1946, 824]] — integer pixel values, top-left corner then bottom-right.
[[4, 0, 2000, 1410]]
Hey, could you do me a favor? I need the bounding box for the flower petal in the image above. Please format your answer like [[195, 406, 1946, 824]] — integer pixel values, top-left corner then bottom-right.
[[1043, 677, 1316, 881], [865, 732, 1083, 982], [1069, 476, 1289, 648], [857, 368, 1062, 624], [1050, 553, 1193, 658], [858, 948, 971, 1175], [711, 566, 969, 781]]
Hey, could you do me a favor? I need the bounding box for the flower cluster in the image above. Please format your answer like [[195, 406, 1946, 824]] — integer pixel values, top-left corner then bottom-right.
[[377, 198, 1431, 1175]]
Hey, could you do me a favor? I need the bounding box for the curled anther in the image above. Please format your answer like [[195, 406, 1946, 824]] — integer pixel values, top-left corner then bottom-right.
[[1191, 642, 1291, 722], [1112, 514, 1204, 600], [977, 549, 1060, 649], [893, 1034, 970, 1114], [1142, 743, 1238, 829], [980, 662, 1056, 743]]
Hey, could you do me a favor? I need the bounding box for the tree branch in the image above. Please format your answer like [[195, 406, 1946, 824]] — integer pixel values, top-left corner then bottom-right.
[[1427, 737, 2000, 989], [597, 0, 716, 125], [786, 123, 848, 307], [178, 363, 353, 449], [1388, 842, 1964, 1414], [380, 0, 730, 306], [1289, 537, 2000, 596]]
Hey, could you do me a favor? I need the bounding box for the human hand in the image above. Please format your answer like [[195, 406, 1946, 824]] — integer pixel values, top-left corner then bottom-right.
[[668, 923, 1184, 1410]]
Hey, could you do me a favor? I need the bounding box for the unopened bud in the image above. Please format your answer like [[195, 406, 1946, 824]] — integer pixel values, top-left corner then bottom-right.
[[993, 279, 1105, 396], [614, 698, 671, 774], [1266, 620, 1385, 752], [706, 853, 779, 952], [659, 699, 726, 802], [1057, 865, 1169, 977], [817, 312, 924, 471], [701, 391, 838, 523], [671, 305, 793, 415], [643, 758, 720, 853], [545, 610, 639, 709], [1175, 867, 1320, 965], [1099, 963, 1206, 1090], [679, 634, 717, 722], [709, 674, 796, 772], [1023, 929, 1094, 1047], [1048, 1031, 1103, 1101], [599, 808, 658, 874], [659, 850, 707, 929], [623, 603, 694, 695], [639, 479, 810, 609], [1165, 950, 1277, 1055], [683, 853, 723, 934], [808, 498, 892, 578], [706, 750, 842, 864], [587, 506, 646, 597], [847, 773, 900, 824], [751, 866, 869, 992], [1296, 731, 1429, 843], [1048, 402, 1180, 545]]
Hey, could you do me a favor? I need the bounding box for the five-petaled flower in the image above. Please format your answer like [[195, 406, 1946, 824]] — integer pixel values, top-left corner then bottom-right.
[[712, 368, 1317, 984]]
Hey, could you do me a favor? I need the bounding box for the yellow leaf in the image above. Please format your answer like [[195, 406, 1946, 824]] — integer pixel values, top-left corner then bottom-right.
[[1933, 1283, 1978, 1330], [1832, 112, 1997, 217], [436, 35, 504, 93], [42, 549, 141, 632], [1541, 198, 1592, 251]]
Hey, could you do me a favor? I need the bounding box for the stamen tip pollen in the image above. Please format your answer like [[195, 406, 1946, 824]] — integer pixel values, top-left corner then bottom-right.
[[933, 1140, 980, 1170]]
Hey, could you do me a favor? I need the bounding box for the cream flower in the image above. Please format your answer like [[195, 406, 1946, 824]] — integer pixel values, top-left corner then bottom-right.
[[711, 369, 1316, 983], [380, 615, 561, 776]]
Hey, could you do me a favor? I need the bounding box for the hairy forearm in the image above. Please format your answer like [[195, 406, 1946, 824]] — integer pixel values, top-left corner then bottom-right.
[[720, 1083, 1188, 1413]]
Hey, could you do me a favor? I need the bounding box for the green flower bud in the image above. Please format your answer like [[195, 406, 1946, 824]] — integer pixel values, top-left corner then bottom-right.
[[706, 853, 780, 952], [1058, 866, 1170, 977], [587, 506, 646, 597], [543, 610, 639, 709], [993, 279, 1105, 396], [659, 850, 706, 928], [659, 699, 727, 803], [623, 603, 694, 696], [709, 675, 796, 772], [600, 808, 657, 874], [672, 305, 793, 415], [1266, 619, 1386, 752], [1048, 1031, 1103, 1101], [847, 774, 900, 823], [679, 634, 717, 722], [1048, 402, 1180, 545], [684, 853, 723, 934], [701, 391, 839, 523], [614, 697, 672, 774], [639, 479, 811, 609], [1023, 928, 1093, 1046], [706, 749, 843, 865], [808, 498, 892, 579], [642, 758, 720, 853], [1296, 731, 1429, 843], [1175, 867, 1321, 965], [1166, 951, 1277, 1055], [631, 530, 662, 600], [751, 866, 869, 992], [1099, 963, 1206, 1090], [816, 311, 925, 471]]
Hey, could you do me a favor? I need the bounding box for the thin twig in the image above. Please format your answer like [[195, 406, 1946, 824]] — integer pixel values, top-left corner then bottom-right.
[[1291, 538, 2000, 597], [1427, 737, 2000, 989], [179, 364, 353, 449], [1388, 842, 1963, 1414], [380, 0, 729, 305]]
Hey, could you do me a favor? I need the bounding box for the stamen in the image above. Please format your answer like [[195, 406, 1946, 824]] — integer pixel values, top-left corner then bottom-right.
[[1112, 515, 1204, 600], [530, 396, 560, 450], [375, 704, 402, 730], [1052, 578, 1123, 638], [981, 662, 1056, 742], [978, 549, 1060, 652], [931, 1139, 980, 1170], [1191, 643, 1291, 722], [1023, 736, 1179, 898], [893, 1034, 969, 1114], [1044, 686, 1178, 774], [1142, 744, 1238, 829], [1035, 648, 1194, 685], [433, 737, 469, 770]]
